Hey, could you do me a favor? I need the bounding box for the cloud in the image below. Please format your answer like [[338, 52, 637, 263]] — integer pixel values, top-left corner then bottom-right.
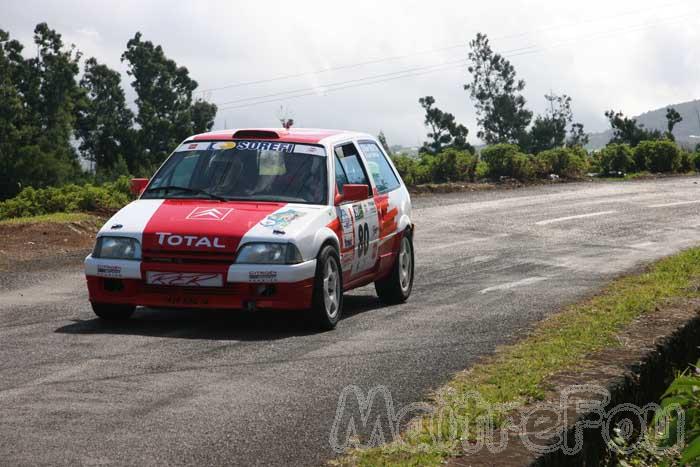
[[3, 0, 699, 145]]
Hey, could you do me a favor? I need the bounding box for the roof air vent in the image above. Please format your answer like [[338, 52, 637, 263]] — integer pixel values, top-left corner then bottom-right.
[[233, 130, 280, 139]]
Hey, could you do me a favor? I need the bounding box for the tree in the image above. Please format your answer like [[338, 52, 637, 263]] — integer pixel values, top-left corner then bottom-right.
[[377, 131, 392, 155], [605, 110, 662, 147], [191, 99, 218, 134], [121, 32, 217, 171], [465, 33, 532, 145], [0, 29, 27, 198], [567, 123, 590, 148], [665, 107, 682, 141], [76, 57, 135, 176], [0, 24, 84, 199], [526, 93, 573, 153], [418, 96, 472, 154]]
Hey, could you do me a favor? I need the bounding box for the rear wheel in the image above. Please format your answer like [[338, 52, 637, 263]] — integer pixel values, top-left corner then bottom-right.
[[308, 245, 343, 331], [91, 303, 135, 320], [375, 230, 414, 304]]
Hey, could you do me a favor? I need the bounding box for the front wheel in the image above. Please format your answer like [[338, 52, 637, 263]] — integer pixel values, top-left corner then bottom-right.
[[375, 230, 414, 304], [308, 245, 343, 331], [91, 303, 135, 320]]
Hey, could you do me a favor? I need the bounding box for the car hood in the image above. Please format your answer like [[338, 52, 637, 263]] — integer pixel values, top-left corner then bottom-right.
[[99, 199, 329, 255]]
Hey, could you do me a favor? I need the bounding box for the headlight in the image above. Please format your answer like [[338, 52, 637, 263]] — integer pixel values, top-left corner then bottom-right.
[[93, 236, 141, 260], [235, 243, 302, 265]]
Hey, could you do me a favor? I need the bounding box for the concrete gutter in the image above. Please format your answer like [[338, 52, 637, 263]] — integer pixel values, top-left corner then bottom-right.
[[448, 300, 700, 466]]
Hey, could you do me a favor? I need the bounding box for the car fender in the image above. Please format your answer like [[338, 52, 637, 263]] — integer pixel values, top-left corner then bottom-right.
[[313, 226, 341, 257], [397, 187, 413, 233], [398, 213, 412, 234]]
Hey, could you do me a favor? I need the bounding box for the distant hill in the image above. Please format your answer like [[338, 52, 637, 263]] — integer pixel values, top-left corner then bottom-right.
[[587, 99, 700, 150]]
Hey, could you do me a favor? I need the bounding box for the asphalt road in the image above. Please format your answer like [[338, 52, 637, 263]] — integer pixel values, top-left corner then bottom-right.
[[2, 178, 700, 466]]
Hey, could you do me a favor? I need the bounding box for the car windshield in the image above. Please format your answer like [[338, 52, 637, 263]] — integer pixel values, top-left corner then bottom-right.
[[142, 141, 328, 204]]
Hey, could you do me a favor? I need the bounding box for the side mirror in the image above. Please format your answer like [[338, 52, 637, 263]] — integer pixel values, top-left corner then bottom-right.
[[130, 178, 149, 196], [336, 184, 370, 204]]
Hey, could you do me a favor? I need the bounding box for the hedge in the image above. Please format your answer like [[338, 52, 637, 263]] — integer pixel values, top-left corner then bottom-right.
[[0, 176, 133, 220]]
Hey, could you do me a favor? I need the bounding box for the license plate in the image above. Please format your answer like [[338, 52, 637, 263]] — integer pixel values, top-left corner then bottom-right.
[[165, 295, 210, 306], [146, 271, 223, 287]]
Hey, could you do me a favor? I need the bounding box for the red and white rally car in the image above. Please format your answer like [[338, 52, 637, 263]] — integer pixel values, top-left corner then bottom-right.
[[85, 128, 414, 329]]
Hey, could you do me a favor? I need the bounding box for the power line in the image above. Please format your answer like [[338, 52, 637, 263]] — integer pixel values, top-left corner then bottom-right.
[[215, 47, 550, 112], [217, 63, 468, 111], [215, 45, 538, 107], [198, 0, 694, 94], [216, 12, 699, 112]]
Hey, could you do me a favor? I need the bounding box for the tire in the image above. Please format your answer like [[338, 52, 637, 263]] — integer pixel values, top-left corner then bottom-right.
[[308, 245, 343, 331], [91, 303, 135, 320], [375, 230, 414, 305]]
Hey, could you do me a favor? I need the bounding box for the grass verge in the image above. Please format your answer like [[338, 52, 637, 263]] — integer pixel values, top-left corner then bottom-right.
[[337, 247, 700, 466], [0, 212, 100, 226]]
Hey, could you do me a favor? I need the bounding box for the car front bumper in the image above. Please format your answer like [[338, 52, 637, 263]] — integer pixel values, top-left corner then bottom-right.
[[84, 255, 316, 310]]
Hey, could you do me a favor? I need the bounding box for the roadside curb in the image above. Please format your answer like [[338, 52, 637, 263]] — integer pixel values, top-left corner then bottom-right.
[[448, 300, 700, 466]]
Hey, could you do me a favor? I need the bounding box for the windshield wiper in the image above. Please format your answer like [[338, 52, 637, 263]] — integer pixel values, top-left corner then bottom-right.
[[144, 185, 228, 202]]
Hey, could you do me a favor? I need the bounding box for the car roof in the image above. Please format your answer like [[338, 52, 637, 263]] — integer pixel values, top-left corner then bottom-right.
[[189, 128, 375, 145]]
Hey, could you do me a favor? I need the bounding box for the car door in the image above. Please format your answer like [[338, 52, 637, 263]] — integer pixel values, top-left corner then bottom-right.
[[333, 142, 381, 282], [357, 139, 404, 277]]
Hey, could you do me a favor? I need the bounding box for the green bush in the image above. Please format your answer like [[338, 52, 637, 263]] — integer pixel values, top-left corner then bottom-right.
[[614, 361, 700, 465], [633, 140, 681, 173], [480, 144, 534, 181], [0, 176, 133, 220], [392, 150, 481, 185], [391, 154, 419, 186], [475, 160, 489, 179], [431, 149, 478, 183], [534, 147, 590, 179], [599, 144, 634, 175], [694, 152, 700, 172], [679, 150, 694, 173]]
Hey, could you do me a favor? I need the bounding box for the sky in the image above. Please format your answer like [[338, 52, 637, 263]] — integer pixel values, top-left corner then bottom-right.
[[3, 0, 700, 146]]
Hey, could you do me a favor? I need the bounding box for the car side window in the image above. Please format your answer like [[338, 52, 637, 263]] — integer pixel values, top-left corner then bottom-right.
[[358, 141, 400, 193], [334, 155, 349, 193], [334, 143, 370, 186]]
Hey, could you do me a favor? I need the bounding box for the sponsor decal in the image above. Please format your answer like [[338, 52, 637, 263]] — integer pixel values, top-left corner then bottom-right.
[[156, 232, 226, 249], [260, 209, 306, 229], [211, 141, 236, 150], [236, 141, 295, 153], [97, 264, 122, 277], [186, 207, 234, 221], [175, 142, 210, 152], [248, 271, 278, 283], [147, 271, 223, 287], [339, 209, 352, 230], [352, 204, 365, 220], [339, 208, 355, 251], [294, 144, 325, 156]]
